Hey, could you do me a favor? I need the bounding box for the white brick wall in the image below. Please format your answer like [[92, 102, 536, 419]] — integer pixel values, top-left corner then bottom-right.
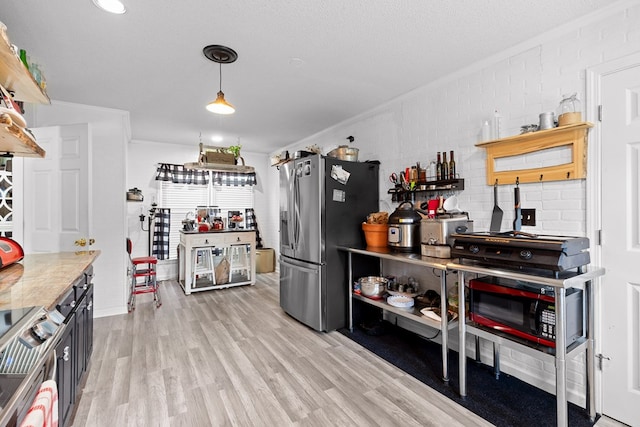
[[276, 1, 640, 405]]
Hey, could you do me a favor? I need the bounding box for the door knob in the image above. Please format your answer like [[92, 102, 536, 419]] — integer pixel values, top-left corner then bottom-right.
[[75, 238, 87, 247]]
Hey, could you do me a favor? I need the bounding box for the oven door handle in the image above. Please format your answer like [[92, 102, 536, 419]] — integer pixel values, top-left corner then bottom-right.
[[45, 349, 57, 381]]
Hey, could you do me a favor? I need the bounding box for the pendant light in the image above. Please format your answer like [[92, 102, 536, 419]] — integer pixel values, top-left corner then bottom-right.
[[204, 45, 237, 115]]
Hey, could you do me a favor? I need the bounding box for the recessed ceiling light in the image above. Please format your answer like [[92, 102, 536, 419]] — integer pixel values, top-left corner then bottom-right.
[[92, 0, 126, 14]]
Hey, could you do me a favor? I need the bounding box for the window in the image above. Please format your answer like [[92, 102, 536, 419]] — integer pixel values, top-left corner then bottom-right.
[[157, 177, 254, 260]]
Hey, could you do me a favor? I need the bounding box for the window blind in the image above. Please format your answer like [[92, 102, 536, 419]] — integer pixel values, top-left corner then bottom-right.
[[158, 179, 254, 260], [159, 182, 208, 259]]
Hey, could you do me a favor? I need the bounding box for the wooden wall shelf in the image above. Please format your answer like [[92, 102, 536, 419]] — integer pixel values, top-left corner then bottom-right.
[[0, 27, 49, 157], [0, 114, 45, 157], [183, 162, 255, 173], [0, 35, 50, 104], [476, 122, 593, 185]]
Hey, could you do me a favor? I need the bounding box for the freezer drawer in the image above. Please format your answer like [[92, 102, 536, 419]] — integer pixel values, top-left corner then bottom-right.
[[279, 257, 324, 331]]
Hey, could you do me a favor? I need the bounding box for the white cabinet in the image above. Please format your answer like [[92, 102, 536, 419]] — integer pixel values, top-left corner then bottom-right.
[[178, 230, 256, 295]]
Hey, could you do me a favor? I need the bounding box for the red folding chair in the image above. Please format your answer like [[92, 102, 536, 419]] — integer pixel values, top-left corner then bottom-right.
[[126, 238, 161, 311]]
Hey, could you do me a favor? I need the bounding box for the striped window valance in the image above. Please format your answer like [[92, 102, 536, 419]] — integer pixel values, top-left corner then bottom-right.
[[212, 171, 257, 187], [155, 164, 209, 185]]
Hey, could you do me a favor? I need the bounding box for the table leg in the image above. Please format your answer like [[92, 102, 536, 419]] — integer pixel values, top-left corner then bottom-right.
[[555, 287, 568, 427], [493, 343, 500, 380], [586, 280, 596, 421], [458, 270, 467, 397], [440, 271, 449, 382], [347, 252, 353, 332]]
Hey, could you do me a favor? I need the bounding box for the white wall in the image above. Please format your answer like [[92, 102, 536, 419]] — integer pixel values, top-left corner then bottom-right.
[[266, 1, 640, 406], [126, 140, 274, 279], [30, 101, 129, 318]]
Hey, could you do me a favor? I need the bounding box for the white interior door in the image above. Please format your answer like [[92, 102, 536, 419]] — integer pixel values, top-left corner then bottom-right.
[[599, 62, 640, 426], [21, 124, 91, 253]]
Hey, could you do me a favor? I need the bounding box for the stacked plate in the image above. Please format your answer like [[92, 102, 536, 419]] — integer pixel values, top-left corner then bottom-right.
[[387, 295, 414, 309]]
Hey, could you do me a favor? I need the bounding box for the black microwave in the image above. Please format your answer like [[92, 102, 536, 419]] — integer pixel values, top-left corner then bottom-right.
[[468, 276, 584, 348]]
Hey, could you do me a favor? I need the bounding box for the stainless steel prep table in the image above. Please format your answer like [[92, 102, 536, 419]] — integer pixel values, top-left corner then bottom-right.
[[449, 261, 605, 427], [339, 246, 454, 382]]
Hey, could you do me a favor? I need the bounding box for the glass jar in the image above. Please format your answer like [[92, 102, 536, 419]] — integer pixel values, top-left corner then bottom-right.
[[557, 93, 582, 126]]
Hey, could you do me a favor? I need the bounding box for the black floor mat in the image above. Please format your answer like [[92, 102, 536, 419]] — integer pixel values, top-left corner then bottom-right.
[[339, 318, 596, 427]]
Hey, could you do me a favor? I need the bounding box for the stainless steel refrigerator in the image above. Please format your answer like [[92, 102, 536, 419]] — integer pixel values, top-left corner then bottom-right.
[[279, 153, 379, 331]]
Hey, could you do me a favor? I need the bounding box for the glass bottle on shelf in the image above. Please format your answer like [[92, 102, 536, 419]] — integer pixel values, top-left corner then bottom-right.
[[436, 152, 442, 181], [449, 150, 456, 179], [441, 151, 449, 180]]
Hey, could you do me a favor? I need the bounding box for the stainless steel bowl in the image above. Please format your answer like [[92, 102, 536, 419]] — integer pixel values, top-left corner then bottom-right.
[[359, 276, 389, 297]]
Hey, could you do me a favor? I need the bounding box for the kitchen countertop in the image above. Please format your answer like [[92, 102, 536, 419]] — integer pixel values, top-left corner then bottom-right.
[[0, 250, 101, 310]]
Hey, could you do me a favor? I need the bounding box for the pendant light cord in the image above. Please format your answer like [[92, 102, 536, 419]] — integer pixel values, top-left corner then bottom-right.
[[219, 62, 223, 91]]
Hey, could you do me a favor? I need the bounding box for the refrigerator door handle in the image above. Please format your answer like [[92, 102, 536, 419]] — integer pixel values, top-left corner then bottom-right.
[[287, 167, 296, 250], [293, 165, 301, 250]]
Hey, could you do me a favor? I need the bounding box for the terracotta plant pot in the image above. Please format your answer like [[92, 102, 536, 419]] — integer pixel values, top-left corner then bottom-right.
[[362, 222, 389, 248]]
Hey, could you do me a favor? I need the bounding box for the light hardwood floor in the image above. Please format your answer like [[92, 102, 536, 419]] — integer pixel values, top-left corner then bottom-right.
[[70, 273, 493, 427], [71, 273, 628, 427]]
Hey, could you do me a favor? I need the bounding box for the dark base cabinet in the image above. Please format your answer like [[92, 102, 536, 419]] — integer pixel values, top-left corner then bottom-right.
[[75, 283, 93, 385], [55, 312, 76, 427], [55, 267, 95, 427]]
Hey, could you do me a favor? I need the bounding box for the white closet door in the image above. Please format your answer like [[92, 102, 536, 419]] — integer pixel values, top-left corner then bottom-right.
[[21, 124, 91, 253]]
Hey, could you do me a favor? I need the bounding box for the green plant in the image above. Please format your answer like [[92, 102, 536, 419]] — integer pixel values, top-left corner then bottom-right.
[[226, 145, 241, 158]]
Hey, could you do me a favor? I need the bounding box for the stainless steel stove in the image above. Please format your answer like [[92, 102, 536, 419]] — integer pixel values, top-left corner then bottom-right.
[[451, 231, 590, 273], [0, 306, 65, 425]]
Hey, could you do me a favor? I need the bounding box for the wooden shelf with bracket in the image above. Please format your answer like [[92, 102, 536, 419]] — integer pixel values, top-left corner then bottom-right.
[[0, 113, 45, 157], [0, 33, 50, 104], [0, 27, 49, 157], [476, 122, 593, 185]]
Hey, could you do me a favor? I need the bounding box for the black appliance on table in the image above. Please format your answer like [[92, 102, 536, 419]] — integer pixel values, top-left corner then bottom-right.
[[451, 231, 590, 276], [467, 275, 584, 348]]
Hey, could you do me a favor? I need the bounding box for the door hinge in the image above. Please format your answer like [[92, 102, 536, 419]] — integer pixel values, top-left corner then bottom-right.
[[598, 105, 603, 122], [596, 229, 602, 245], [596, 353, 610, 370]]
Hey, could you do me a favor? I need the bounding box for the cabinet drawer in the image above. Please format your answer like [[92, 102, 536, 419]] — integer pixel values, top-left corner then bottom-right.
[[187, 235, 220, 247], [224, 232, 254, 244]]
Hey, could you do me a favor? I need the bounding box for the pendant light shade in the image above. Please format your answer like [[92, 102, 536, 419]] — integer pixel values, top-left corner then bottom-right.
[[206, 91, 235, 114], [203, 45, 237, 115]]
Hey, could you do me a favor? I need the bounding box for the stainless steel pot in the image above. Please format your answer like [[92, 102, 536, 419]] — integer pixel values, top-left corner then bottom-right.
[[388, 201, 425, 252], [327, 145, 359, 161]]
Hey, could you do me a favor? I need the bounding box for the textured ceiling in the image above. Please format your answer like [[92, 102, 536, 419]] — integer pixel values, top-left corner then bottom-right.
[[1, 0, 614, 153]]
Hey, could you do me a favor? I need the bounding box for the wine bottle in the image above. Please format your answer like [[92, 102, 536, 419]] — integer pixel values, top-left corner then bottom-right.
[[436, 152, 442, 181], [441, 151, 449, 180], [449, 150, 456, 180]]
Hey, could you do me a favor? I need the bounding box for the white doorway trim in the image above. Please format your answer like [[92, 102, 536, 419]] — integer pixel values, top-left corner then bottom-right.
[[586, 50, 640, 417]]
